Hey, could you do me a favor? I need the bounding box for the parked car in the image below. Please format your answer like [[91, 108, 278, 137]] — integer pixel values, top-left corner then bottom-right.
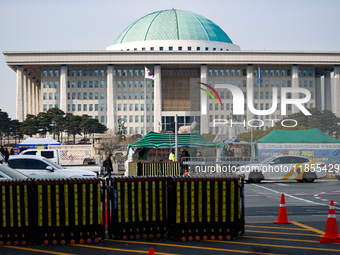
[[335, 171, 340, 181], [235, 155, 326, 183], [77, 138, 90, 144], [0, 164, 29, 181], [8, 155, 97, 179], [115, 152, 124, 157], [65, 140, 74, 145]]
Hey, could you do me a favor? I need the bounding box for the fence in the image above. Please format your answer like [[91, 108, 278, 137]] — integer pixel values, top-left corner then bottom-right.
[[1, 175, 244, 245], [104, 175, 244, 241], [128, 162, 181, 176], [0, 179, 104, 246]]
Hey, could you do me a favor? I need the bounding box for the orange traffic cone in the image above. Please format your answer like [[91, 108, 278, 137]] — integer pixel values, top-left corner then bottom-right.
[[274, 193, 291, 224], [184, 168, 188, 176], [101, 196, 111, 226], [319, 200, 340, 243], [148, 247, 155, 255]]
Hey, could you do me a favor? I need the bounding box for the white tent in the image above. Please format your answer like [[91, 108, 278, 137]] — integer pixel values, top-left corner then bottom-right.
[[17, 137, 61, 149]]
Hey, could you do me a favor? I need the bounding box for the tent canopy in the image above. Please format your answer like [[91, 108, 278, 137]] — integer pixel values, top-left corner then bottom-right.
[[17, 137, 61, 149], [256, 128, 340, 143], [129, 131, 217, 149]]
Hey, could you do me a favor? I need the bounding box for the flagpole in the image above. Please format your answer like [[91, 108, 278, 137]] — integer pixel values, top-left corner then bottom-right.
[[144, 66, 147, 136]]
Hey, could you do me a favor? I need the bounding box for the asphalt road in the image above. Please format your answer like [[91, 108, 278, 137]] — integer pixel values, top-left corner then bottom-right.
[[1, 178, 340, 254]]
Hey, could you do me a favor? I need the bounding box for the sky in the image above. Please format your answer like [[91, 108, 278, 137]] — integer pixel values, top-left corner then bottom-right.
[[1, 0, 340, 119]]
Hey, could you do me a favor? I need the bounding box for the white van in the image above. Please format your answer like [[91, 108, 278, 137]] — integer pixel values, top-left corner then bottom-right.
[[20, 149, 60, 165]]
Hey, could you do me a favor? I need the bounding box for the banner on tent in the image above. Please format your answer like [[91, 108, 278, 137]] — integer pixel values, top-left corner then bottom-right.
[[257, 143, 340, 158]]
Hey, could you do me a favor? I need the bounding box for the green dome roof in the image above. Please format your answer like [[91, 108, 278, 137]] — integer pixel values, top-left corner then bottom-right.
[[114, 9, 233, 45]]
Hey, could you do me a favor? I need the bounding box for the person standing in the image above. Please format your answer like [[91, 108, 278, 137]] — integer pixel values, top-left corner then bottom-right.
[[4, 148, 9, 162], [168, 148, 176, 162], [103, 154, 113, 178]]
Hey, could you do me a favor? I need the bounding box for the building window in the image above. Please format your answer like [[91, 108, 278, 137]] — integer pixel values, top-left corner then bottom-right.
[[43, 81, 47, 88], [303, 69, 308, 76], [95, 104, 98, 111], [72, 92, 76, 100], [281, 69, 286, 76], [129, 115, 133, 123], [264, 69, 269, 76], [237, 69, 241, 76], [78, 92, 81, 100], [49, 81, 53, 88], [231, 69, 235, 76], [123, 92, 127, 99], [135, 92, 139, 99], [101, 81, 105, 88], [95, 81, 99, 88], [43, 70, 47, 77], [89, 104, 93, 111], [169, 46, 173, 50], [270, 69, 274, 76], [101, 92, 105, 100], [309, 69, 313, 76], [159, 47, 163, 51], [77, 104, 81, 111], [55, 93, 59, 100], [83, 104, 87, 111], [117, 104, 121, 111], [89, 92, 93, 100], [83, 92, 87, 100], [178, 46, 182, 50], [89, 81, 93, 88], [48, 70, 53, 77], [309, 81, 313, 87], [135, 104, 139, 111], [100, 104, 105, 111], [188, 46, 191, 50]]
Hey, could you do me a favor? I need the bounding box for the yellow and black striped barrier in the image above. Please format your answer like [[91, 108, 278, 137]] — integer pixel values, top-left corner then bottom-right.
[[0, 178, 104, 246], [167, 176, 244, 241], [106, 177, 169, 240], [0, 180, 31, 246], [105, 175, 244, 242], [128, 162, 181, 176]]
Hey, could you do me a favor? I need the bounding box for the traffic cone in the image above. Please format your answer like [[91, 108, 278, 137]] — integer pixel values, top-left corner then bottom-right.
[[319, 200, 340, 243], [274, 193, 291, 224], [148, 247, 155, 255], [184, 168, 188, 176]]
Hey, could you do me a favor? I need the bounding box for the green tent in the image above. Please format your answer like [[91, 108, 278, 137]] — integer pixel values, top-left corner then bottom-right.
[[256, 128, 340, 143], [129, 131, 217, 148]]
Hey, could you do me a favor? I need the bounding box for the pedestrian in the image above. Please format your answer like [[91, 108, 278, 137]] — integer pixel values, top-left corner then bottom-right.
[[179, 148, 190, 175], [0, 146, 4, 156], [103, 154, 113, 178], [4, 148, 9, 162], [168, 148, 175, 162], [196, 151, 202, 157], [10, 148, 14, 155]]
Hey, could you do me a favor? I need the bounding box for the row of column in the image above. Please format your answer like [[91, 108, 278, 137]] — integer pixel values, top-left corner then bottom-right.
[[16, 64, 339, 133], [16, 66, 41, 122]]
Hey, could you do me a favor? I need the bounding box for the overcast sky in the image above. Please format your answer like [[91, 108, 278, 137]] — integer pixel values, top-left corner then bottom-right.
[[1, 0, 340, 119]]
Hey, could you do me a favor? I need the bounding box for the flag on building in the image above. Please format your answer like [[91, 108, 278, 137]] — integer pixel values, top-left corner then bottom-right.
[[145, 67, 155, 80], [257, 66, 263, 84]]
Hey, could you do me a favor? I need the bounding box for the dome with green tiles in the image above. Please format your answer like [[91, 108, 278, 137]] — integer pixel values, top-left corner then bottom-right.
[[107, 9, 240, 51], [114, 9, 233, 44]]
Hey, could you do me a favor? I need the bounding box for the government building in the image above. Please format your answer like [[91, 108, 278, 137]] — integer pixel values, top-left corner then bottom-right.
[[4, 9, 340, 135]]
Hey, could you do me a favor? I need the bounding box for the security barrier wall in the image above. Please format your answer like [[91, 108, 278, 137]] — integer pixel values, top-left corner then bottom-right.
[[1, 175, 244, 245], [106, 177, 169, 240], [128, 162, 181, 176], [167, 176, 244, 241], [0, 179, 104, 246], [105, 175, 244, 241]]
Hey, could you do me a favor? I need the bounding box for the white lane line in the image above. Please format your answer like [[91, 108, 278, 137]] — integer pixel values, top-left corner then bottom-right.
[[251, 184, 340, 210]]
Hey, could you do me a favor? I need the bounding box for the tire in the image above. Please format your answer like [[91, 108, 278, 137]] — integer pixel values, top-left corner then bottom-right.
[[250, 178, 261, 183], [304, 178, 315, 183], [296, 180, 304, 183], [245, 180, 253, 183]]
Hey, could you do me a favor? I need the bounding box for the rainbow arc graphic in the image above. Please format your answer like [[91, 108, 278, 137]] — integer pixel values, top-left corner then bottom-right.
[[198, 82, 222, 106]]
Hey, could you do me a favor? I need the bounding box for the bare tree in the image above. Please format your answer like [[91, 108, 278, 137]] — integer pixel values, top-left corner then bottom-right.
[[101, 130, 121, 157]]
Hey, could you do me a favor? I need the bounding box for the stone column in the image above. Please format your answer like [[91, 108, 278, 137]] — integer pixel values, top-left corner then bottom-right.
[[200, 64, 209, 134], [60, 65, 68, 113], [16, 66, 24, 121], [153, 65, 162, 132], [333, 66, 340, 116], [315, 73, 322, 111], [246, 65, 254, 126], [23, 71, 27, 118], [324, 69, 332, 111], [291, 65, 299, 114], [27, 76, 32, 115], [107, 65, 115, 131], [36, 81, 40, 113], [32, 81, 37, 115]]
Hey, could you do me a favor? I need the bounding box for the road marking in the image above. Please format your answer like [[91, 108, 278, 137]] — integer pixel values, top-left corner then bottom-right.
[[245, 224, 310, 231], [244, 235, 320, 243], [209, 240, 340, 252], [246, 230, 317, 236], [251, 184, 340, 209], [71, 244, 178, 255], [4, 246, 75, 255], [109, 239, 283, 255], [292, 221, 325, 235]]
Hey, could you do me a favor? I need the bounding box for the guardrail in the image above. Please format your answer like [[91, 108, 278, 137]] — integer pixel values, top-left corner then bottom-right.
[[1, 175, 245, 245]]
